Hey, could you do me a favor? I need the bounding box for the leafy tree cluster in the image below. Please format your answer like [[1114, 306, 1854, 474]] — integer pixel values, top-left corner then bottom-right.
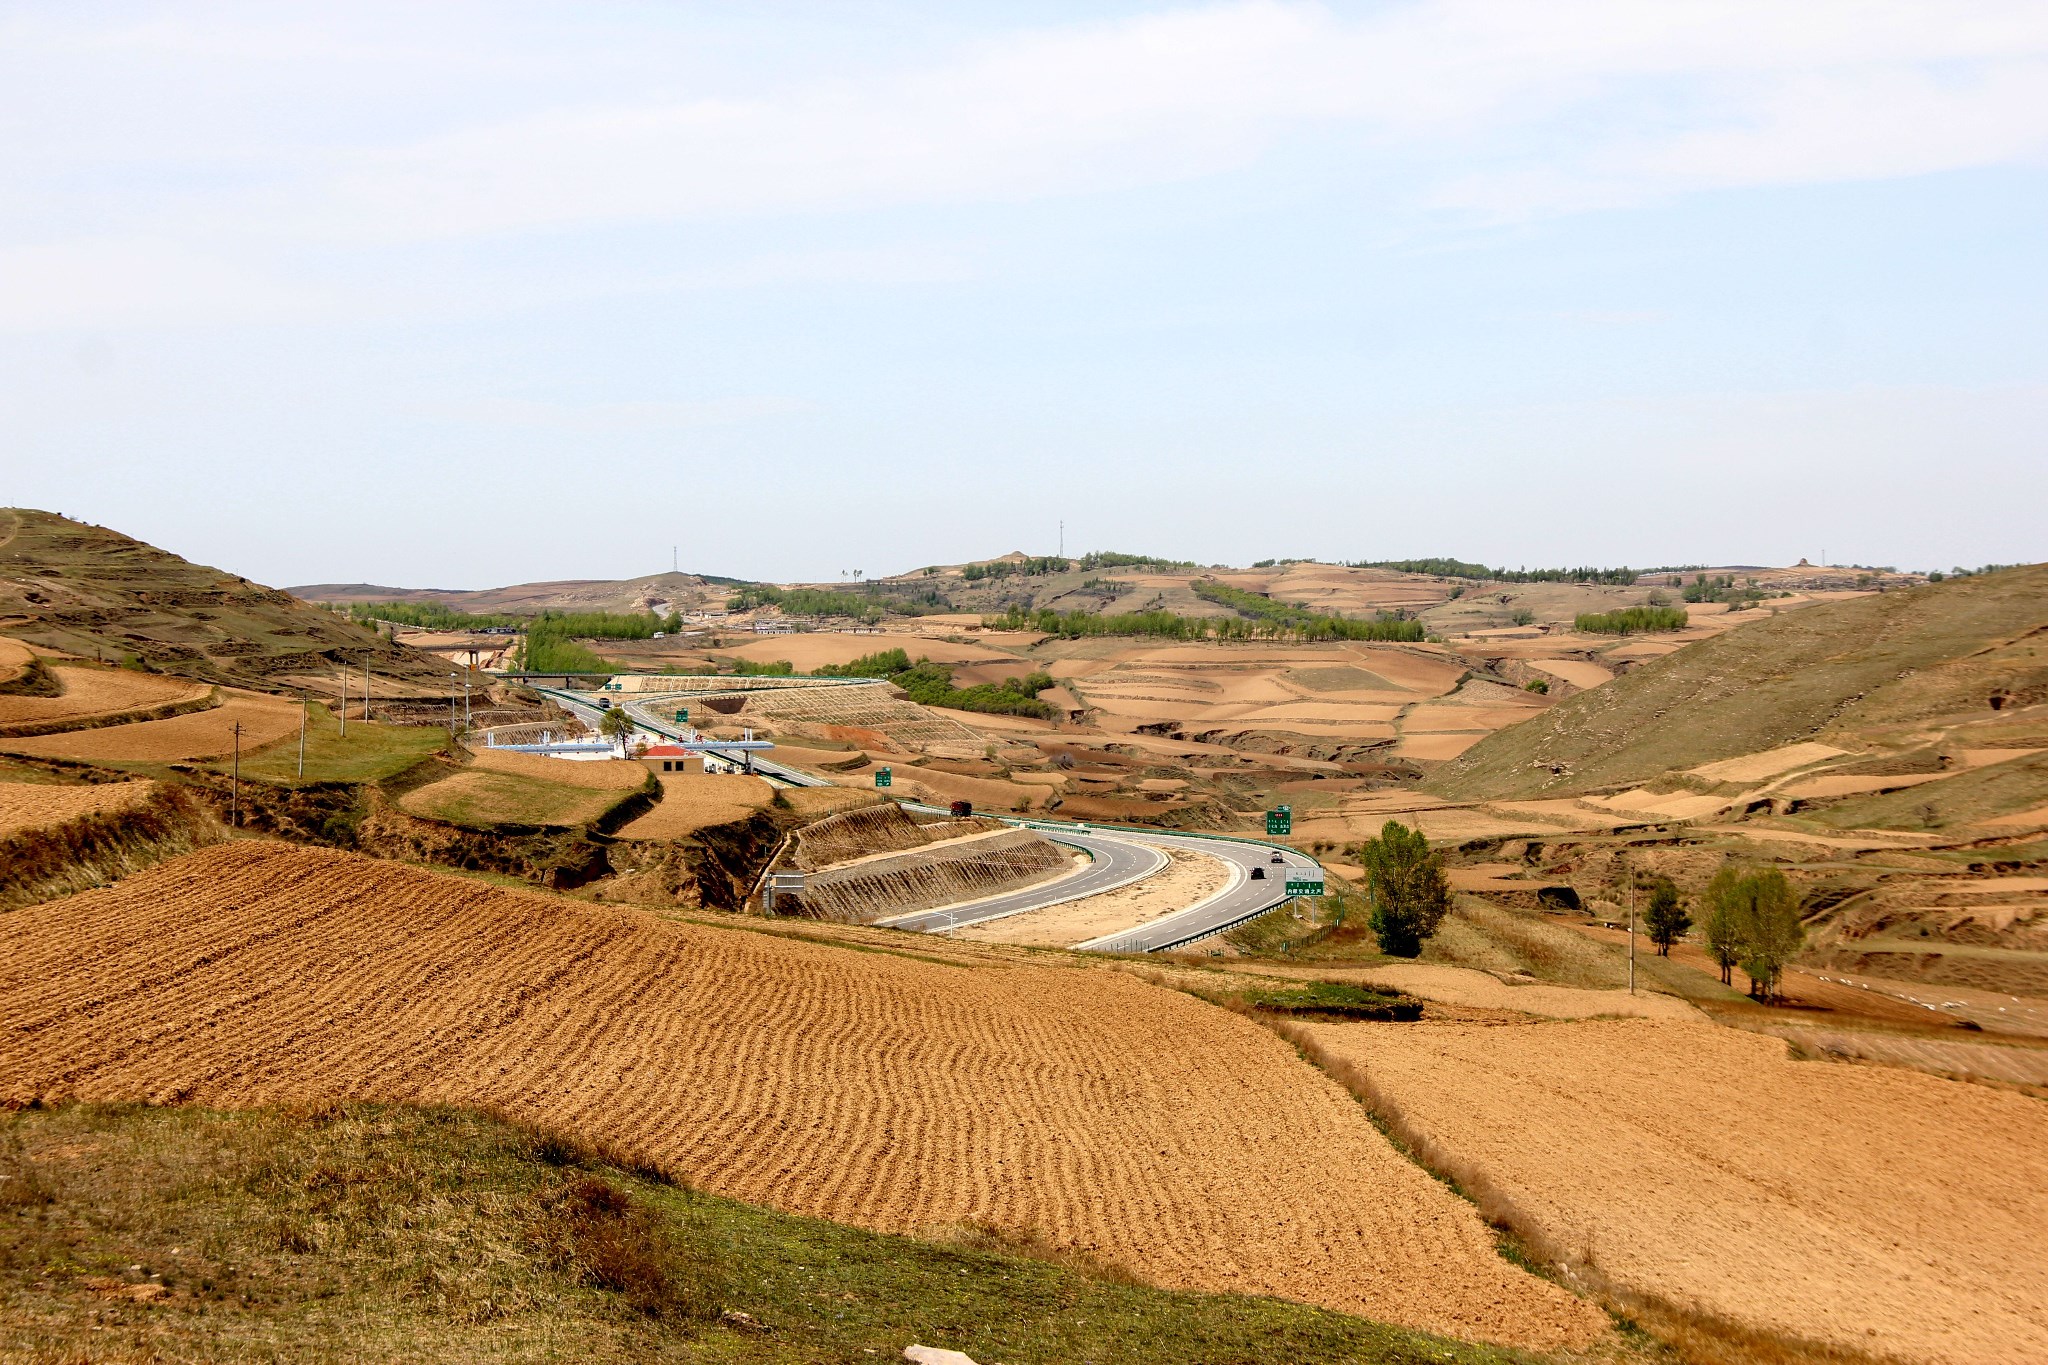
[[985, 607, 1212, 640], [345, 601, 522, 631], [814, 648, 914, 678], [1075, 550, 1194, 571], [1574, 605, 1690, 635], [960, 556, 1072, 581], [1700, 867, 1804, 1000], [890, 661, 1058, 718], [726, 586, 889, 623], [529, 609, 684, 640], [1930, 563, 2024, 582], [516, 622, 622, 674], [731, 658, 797, 676], [1351, 559, 1639, 585], [1680, 573, 1766, 606], [1354, 820, 1450, 957], [1192, 581, 1425, 641]]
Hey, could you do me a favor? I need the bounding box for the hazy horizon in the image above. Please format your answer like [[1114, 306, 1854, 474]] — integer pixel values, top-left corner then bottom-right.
[[6, 3, 2044, 588]]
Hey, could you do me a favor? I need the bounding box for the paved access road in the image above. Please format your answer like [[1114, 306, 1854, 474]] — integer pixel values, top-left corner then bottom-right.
[[1067, 831, 1323, 953]]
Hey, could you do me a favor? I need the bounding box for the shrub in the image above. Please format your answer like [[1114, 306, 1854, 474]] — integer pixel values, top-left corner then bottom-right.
[[1242, 982, 1421, 1021], [1643, 877, 1691, 956]]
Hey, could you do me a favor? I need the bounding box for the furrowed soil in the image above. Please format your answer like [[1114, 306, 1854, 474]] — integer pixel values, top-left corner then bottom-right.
[[0, 778, 158, 836], [0, 841, 1603, 1352], [0, 665, 209, 729], [1, 690, 300, 762], [1299, 1018, 2048, 1364]]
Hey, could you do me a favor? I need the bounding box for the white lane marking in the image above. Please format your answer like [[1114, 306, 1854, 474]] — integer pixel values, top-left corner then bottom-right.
[[880, 833, 1170, 931], [1072, 841, 1246, 952]]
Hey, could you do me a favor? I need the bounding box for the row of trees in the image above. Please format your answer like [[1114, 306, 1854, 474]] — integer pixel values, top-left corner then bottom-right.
[[1574, 605, 1690, 635], [1191, 581, 1426, 641], [1349, 559, 1640, 586], [960, 556, 1071, 581]]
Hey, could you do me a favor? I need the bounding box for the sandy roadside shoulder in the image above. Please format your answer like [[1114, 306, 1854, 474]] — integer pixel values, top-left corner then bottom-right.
[[958, 845, 1232, 948]]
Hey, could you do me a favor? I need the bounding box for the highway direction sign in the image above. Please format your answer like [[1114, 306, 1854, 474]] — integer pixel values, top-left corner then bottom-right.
[[875, 767, 892, 788], [1266, 805, 1292, 836], [1285, 873, 1325, 898]]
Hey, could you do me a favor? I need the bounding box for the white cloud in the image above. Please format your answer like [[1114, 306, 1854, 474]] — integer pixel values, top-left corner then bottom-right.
[[420, 395, 815, 431]]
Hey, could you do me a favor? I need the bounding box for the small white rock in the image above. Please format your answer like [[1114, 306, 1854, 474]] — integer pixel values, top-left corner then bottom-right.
[[904, 1347, 979, 1365]]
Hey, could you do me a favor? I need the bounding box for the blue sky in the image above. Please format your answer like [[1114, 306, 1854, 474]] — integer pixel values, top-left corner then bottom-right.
[[4, 1, 2044, 587]]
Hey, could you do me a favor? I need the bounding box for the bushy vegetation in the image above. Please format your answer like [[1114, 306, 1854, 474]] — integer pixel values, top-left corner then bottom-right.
[[1352, 558, 1639, 585], [518, 621, 625, 674], [1354, 820, 1450, 958], [731, 658, 795, 676], [961, 556, 1071, 581], [1574, 605, 1690, 635], [344, 601, 521, 631], [892, 661, 1057, 718], [986, 606, 1212, 640], [726, 585, 888, 623], [1701, 866, 1803, 999], [1680, 574, 1767, 607], [814, 648, 913, 678], [1240, 981, 1421, 1021], [1192, 581, 1426, 641], [1076, 550, 1195, 571]]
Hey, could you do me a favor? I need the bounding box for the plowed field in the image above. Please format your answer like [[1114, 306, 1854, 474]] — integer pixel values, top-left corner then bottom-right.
[[1300, 1018, 2048, 1364], [0, 665, 208, 728], [0, 779, 158, 836], [2, 692, 297, 761], [0, 637, 32, 685], [0, 842, 1601, 1352], [616, 773, 775, 838]]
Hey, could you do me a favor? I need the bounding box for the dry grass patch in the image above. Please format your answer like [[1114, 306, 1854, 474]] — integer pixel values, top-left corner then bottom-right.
[[400, 770, 643, 829], [468, 747, 650, 789], [616, 774, 776, 840]]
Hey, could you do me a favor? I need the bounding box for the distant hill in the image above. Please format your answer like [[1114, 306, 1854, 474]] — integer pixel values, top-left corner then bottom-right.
[[1428, 564, 2048, 802], [291, 571, 744, 618], [0, 509, 447, 693]]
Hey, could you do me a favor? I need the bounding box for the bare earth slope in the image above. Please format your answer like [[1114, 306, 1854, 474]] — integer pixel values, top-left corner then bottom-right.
[[0, 842, 1600, 1351], [0, 509, 446, 693], [1429, 565, 2048, 801], [1304, 1018, 2048, 1365]]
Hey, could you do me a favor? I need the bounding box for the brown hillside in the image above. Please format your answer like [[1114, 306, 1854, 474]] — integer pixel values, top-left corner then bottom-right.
[[1428, 564, 2048, 801], [0, 509, 446, 694]]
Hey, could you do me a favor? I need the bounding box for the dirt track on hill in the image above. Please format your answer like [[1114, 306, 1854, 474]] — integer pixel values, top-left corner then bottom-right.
[[1302, 1018, 2048, 1364], [0, 842, 1602, 1351]]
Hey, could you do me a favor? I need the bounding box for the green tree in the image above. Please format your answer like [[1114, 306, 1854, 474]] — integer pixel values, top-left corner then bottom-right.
[[1642, 878, 1691, 956], [1356, 820, 1450, 958], [598, 706, 635, 750], [1700, 865, 1804, 999], [1736, 868, 1803, 1002], [1701, 867, 1746, 986]]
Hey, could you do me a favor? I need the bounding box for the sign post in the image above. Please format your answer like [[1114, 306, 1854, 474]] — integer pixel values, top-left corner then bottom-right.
[[674, 708, 689, 724], [1284, 871, 1325, 899], [875, 767, 893, 788], [1265, 805, 1292, 836]]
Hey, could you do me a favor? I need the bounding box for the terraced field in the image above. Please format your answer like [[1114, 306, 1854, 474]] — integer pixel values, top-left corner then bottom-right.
[[0, 842, 1603, 1352], [1, 690, 298, 761], [1303, 1018, 2048, 1364], [615, 772, 776, 839], [0, 665, 210, 732], [0, 779, 159, 836]]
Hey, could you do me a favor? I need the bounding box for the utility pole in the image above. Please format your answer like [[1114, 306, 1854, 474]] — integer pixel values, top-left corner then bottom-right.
[[1628, 883, 1637, 996], [230, 721, 244, 828], [338, 661, 348, 738], [296, 692, 307, 779], [363, 658, 372, 723]]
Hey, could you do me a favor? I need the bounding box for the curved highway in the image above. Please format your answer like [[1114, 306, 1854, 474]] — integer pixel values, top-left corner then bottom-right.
[[877, 829, 1166, 934], [530, 684, 1322, 952]]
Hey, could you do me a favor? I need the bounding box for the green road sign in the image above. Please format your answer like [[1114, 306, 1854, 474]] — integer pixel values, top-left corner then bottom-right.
[[1265, 805, 1292, 836], [1285, 874, 1325, 898], [674, 708, 689, 723], [875, 767, 892, 788]]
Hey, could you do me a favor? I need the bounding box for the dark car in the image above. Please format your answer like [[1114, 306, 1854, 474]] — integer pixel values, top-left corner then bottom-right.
[[1249, 866, 1266, 880]]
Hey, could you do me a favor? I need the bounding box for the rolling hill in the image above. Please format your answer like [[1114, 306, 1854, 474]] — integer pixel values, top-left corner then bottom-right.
[[0, 509, 448, 694], [1427, 564, 2048, 803]]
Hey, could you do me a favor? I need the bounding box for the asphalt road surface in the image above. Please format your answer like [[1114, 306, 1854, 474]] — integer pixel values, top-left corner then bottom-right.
[[876, 829, 1167, 934]]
